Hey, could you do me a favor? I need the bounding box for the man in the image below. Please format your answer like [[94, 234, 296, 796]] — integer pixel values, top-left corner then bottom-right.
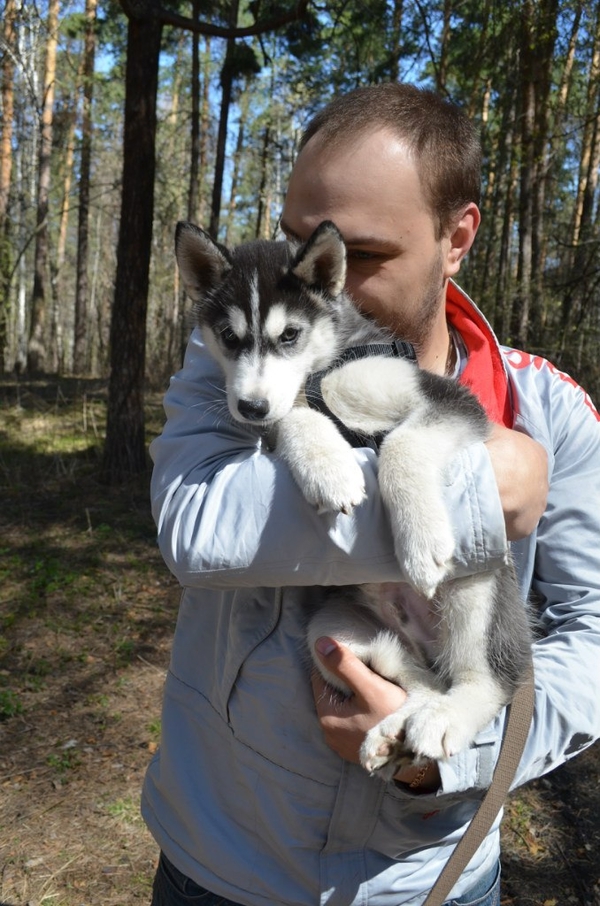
[[144, 84, 600, 906]]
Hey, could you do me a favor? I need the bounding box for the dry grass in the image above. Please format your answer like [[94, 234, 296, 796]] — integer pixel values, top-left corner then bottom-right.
[[0, 377, 177, 906]]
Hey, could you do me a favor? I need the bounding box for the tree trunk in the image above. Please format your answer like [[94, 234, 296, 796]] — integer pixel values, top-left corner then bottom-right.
[[513, 0, 557, 348], [436, 0, 451, 93], [530, 0, 558, 338], [389, 0, 403, 82], [197, 37, 211, 228], [209, 0, 240, 240], [571, 3, 600, 251], [224, 99, 247, 245], [188, 0, 201, 224], [479, 80, 518, 339], [55, 102, 77, 278], [466, 0, 492, 120], [50, 40, 83, 373], [102, 10, 162, 481], [514, 72, 534, 345], [0, 0, 15, 227], [255, 125, 271, 239], [73, 0, 98, 374], [561, 27, 600, 348], [497, 114, 519, 344], [27, 0, 59, 373], [0, 0, 16, 372]]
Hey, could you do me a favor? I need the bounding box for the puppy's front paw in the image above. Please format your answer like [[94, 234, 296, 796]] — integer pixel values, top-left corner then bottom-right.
[[296, 450, 366, 514], [394, 516, 455, 599]]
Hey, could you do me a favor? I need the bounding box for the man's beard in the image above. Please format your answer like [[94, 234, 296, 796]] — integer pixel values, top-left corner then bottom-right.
[[390, 250, 446, 353]]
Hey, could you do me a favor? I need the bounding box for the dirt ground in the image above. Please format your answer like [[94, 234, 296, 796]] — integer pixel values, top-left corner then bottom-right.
[[1, 377, 599, 906]]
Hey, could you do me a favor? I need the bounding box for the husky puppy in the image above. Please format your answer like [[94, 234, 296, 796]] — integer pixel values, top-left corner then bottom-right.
[[175, 219, 532, 779]]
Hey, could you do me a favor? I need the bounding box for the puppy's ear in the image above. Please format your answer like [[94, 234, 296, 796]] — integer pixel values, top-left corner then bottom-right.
[[175, 222, 232, 302], [290, 221, 347, 297]]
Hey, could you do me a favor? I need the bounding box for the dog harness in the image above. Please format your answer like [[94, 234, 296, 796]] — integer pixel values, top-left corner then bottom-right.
[[305, 339, 417, 451]]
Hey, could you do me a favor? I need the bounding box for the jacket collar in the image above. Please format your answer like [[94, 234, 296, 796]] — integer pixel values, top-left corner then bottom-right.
[[446, 280, 513, 427]]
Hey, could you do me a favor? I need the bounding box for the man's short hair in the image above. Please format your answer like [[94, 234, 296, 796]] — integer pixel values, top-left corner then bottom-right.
[[299, 83, 482, 238]]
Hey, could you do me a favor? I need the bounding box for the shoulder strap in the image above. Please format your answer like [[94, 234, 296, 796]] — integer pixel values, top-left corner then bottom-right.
[[423, 662, 535, 906]]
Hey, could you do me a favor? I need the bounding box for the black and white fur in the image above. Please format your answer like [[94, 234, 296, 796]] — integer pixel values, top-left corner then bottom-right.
[[175, 219, 532, 779]]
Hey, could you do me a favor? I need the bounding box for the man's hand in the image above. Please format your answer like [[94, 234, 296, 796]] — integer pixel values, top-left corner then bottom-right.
[[485, 425, 548, 540], [311, 637, 440, 790], [311, 637, 408, 763]]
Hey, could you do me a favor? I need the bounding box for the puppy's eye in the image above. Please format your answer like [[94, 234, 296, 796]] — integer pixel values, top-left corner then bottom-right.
[[220, 327, 239, 349], [280, 326, 300, 345]]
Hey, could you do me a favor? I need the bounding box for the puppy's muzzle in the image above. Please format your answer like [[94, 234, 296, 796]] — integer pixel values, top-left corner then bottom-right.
[[237, 398, 270, 421]]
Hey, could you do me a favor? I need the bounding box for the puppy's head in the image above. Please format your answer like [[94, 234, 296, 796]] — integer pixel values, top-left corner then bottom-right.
[[175, 221, 350, 425]]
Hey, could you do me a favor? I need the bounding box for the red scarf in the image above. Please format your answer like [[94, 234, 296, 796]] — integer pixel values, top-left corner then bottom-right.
[[446, 282, 513, 427]]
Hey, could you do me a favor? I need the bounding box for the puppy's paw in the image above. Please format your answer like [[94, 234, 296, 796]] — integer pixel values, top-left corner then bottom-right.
[[394, 516, 455, 598], [296, 451, 366, 514], [403, 699, 472, 761], [360, 712, 411, 781]]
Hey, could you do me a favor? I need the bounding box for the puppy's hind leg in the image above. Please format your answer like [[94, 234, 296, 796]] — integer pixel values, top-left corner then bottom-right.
[[400, 573, 520, 761], [359, 646, 443, 778]]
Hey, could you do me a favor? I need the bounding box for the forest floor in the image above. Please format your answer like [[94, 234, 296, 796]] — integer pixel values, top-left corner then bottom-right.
[[0, 376, 599, 906]]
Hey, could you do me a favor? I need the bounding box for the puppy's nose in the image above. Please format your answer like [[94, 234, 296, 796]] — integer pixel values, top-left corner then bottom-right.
[[237, 398, 270, 420]]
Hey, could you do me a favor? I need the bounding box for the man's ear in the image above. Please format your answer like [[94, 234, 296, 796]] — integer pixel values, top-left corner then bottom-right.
[[443, 203, 481, 278]]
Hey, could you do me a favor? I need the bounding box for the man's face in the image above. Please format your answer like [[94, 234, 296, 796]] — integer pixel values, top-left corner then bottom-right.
[[281, 129, 457, 360]]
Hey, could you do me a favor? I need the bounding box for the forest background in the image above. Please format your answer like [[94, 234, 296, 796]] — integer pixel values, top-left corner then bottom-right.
[[3, 0, 600, 479]]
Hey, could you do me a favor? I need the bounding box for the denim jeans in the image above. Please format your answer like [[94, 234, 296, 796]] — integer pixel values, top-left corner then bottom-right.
[[151, 852, 501, 906]]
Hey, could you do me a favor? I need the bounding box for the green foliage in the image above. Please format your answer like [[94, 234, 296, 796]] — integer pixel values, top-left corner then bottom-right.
[[46, 747, 81, 776], [30, 556, 79, 596], [0, 689, 24, 720], [104, 795, 144, 822], [147, 717, 161, 737]]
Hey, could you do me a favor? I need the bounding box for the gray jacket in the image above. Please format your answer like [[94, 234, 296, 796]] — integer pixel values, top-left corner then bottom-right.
[[142, 286, 600, 906]]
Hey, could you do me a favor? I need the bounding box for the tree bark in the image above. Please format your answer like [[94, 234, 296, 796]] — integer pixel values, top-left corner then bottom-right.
[[224, 98, 247, 245], [561, 10, 600, 347], [197, 37, 211, 228], [515, 89, 534, 344], [27, 0, 59, 373], [0, 0, 16, 372], [209, 0, 240, 240], [437, 0, 451, 93], [188, 0, 201, 224], [102, 10, 162, 481], [73, 0, 98, 374], [513, 0, 557, 348], [255, 125, 271, 239]]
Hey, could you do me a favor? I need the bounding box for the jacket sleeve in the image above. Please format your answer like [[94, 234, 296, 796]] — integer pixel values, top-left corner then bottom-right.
[[439, 357, 600, 794], [150, 329, 508, 589]]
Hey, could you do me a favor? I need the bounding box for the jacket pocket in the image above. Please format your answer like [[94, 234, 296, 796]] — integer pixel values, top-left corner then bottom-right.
[[168, 585, 283, 724], [368, 783, 486, 860], [220, 587, 284, 722]]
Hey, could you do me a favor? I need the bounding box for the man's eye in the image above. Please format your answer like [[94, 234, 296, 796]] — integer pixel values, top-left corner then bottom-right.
[[220, 327, 239, 349], [348, 249, 376, 261], [280, 326, 300, 345]]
